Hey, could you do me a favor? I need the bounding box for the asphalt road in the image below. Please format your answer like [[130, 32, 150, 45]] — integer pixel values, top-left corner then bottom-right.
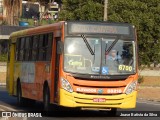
[[0, 86, 160, 120]]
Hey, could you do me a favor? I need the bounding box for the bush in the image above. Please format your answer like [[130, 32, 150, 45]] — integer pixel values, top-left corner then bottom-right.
[[138, 75, 144, 84]]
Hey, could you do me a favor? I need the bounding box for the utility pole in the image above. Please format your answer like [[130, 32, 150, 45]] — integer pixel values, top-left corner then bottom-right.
[[104, 0, 108, 21]]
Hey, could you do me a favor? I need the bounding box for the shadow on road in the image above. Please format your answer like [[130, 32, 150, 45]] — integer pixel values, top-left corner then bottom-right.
[[0, 86, 17, 107]]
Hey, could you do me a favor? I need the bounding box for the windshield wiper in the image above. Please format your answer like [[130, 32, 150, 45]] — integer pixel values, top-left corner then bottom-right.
[[81, 35, 94, 55], [105, 36, 120, 54]]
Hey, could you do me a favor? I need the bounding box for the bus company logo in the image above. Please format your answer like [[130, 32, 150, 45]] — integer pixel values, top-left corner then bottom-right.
[[76, 88, 96, 93], [98, 89, 103, 94], [90, 75, 110, 79]]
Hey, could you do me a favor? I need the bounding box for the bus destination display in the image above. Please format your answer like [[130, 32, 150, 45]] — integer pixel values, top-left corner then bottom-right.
[[68, 23, 130, 35]]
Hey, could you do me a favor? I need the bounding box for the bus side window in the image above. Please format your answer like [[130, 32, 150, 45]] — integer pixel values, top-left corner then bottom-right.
[[38, 34, 45, 61], [46, 33, 53, 61], [38, 33, 53, 61], [43, 34, 48, 61], [29, 36, 33, 61], [24, 37, 30, 61], [31, 35, 39, 61], [15, 38, 20, 61], [19, 37, 25, 61]]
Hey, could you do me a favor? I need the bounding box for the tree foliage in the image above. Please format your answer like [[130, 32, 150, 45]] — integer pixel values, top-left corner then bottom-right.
[[59, 0, 160, 65], [59, 0, 103, 21], [108, 0, 160, 65]]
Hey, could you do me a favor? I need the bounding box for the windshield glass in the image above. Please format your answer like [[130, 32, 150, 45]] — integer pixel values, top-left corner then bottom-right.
[[64, 37, 136, 75]]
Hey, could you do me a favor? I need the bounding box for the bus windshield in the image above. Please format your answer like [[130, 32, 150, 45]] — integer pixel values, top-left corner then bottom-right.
[[64, 37, 136, 75]]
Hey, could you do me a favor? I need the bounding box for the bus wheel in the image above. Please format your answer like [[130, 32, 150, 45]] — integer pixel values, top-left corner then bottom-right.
[[43, 86, 50, 112], [17, 82, 25, 106]]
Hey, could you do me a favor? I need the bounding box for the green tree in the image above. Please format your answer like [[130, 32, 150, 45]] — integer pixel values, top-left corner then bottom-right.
[[108, 0, 160, 65], [59, 0, 103, 21]]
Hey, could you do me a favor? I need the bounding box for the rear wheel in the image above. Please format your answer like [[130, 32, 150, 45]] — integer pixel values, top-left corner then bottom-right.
[[43, 86, 50, 112], [17, 82, 26, 106]]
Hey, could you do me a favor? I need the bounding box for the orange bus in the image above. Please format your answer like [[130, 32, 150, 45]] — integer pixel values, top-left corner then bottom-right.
[[7, 21, 138, 115]]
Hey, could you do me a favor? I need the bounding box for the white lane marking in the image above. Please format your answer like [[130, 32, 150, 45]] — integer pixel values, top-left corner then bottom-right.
[[137, 101, 160, 106], [0, 105, 17, 111]]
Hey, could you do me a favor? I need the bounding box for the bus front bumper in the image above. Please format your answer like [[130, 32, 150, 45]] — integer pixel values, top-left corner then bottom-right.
[[59, 89, 137, 109]]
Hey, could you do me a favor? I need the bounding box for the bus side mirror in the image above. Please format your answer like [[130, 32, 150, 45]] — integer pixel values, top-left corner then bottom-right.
[[57, 41, 64, 54]]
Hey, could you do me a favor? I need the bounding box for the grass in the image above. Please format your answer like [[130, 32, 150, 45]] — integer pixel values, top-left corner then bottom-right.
[[138, 75, 144, 84]]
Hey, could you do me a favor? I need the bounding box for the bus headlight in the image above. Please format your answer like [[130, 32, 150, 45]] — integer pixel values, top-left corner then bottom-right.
[[125, 81, 137, 95], [61, 78, 73, 93]]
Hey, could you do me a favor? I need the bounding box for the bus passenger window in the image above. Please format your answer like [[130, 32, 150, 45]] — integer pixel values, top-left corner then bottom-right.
[[46, 33, 53, 61], [43, 34, 48, 60], [38, 34, 45, 61], [28, 36, 33, 61], [19, 37, 25, 61], [24, 37, 30, 61], [31, 35, 39, 61], [16, 38, 21, 61]]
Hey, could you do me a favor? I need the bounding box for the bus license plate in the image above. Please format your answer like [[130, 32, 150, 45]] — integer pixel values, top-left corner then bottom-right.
[[93, 98, 106, 102]]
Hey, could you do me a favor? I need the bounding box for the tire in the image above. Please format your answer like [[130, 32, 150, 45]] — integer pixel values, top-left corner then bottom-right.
[[17, 82, 26, 106], [43, 86, 50, 113]]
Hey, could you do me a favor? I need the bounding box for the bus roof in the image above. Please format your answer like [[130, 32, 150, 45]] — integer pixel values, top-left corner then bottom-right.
[[10, 21, 64, 39]]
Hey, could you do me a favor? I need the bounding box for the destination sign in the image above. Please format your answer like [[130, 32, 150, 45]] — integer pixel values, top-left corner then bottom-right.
[[68, 23, 131, 35]]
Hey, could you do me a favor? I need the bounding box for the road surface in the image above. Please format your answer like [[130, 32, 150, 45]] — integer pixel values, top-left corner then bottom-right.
[[0, 86, 160, 120]]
